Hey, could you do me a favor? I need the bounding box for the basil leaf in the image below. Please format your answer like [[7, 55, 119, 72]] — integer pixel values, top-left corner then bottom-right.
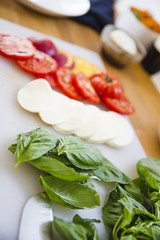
[[46, 149, 71, 165], [8, 133, 31, 159], [57, 136, 103, 169], [123, 177, 145, 206], [119, 221, 160, 240], [151, 225, 160, 239], [92, 158, 129, 184], [54, 217, 88, 240], [54, 215, 100, 240], [73, 214, 100, 240], [40, 175, 100, 209], [8, 128, 58, 167], [31, 156, 89, 182], [102, 185, 123, 231], [137, 158, 160, 191]]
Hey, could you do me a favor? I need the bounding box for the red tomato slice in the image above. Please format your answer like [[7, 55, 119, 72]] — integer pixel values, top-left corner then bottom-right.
[[0, 34, 35, 60], [102, 95, 135, 115], [90, 71, 123, 98], [103, 82, 124, 99], [90, 74, 107, 96], [73, 72, 101, 103], [54, 68, 83, 100], [34, 72, 58, 88], [17, 50, 58, 75]]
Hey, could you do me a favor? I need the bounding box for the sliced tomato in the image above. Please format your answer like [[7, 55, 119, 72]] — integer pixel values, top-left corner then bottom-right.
[[0, 34, 35, 60], [90, 71, 123, 98], [54, 68, 83, 100], [90, 74, 107, 96], [34, 72, 58, 88], [73, 72, 101, 103], [17, 50, 58, 75], [103, 82, 124, 99], [102, 95, 135, 115]]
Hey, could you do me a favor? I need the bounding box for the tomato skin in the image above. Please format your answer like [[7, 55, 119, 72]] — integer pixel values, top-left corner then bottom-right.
[[54, 68, 83, 100], [90, 71, 123, 99], [102, 95, 135, 115], [73, 72, 101, 104], [17, 50, 58, 75], [90, 75, 107, 96], [103, 82, 124, 99], [0, 34, 35, 60]]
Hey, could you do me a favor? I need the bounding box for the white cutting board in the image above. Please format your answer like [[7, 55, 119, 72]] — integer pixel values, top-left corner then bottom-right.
[[0, 18, 146, 240]]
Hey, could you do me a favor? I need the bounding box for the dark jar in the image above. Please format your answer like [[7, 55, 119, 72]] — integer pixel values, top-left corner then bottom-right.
[[142, 36, 160, 74]]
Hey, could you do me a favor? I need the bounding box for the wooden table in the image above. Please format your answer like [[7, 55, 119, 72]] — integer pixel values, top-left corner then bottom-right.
[[1, 0, 160, 159]]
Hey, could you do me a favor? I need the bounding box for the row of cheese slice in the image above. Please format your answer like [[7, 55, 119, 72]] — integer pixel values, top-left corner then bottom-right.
[[17, 79, 134, 148]]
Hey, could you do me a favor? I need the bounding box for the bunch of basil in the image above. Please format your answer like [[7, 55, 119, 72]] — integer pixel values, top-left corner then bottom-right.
[[8, 127, 160, 239]]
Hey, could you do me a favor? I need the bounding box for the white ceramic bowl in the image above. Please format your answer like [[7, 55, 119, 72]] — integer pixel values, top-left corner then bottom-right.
[[115, 7, 159, 49], [17, 0, 90, 17]]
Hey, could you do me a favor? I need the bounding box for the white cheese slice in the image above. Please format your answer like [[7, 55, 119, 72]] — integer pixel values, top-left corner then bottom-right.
[[17, 78, 52, 113], [53, 101, 86, 134], [86, 111, 121, 144], [110, 29, 137, 55], [39, 90, 74, 125], [74, 104, 101, 139], [106, 116, 134, 148]]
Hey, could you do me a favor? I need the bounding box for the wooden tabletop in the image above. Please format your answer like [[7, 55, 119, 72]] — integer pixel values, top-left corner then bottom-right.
[[1, 0, 160, 159]]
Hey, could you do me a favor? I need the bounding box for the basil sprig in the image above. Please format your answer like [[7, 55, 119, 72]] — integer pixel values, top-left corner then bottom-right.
[[9, 128, 160, 239]]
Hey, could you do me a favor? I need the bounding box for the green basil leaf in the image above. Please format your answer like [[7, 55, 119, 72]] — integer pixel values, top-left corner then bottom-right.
[[54, 215, 100, 240], [92, 158, 129, 184], [57, 136, 103, 169], [8, 133, 31, 159], [31, 155, 89, 182], [40, 175, 100, 209], [150, 191, 160, 203], [73, 214, 100, 240], [54, 216, 88, 240], [154, 200, 160, 219], [137, 158, 160, 191], [9, 128, 58, 167], [102, 185, 123, 230], [123, 177, 145, 206], [151, 225, 160, 239], [120, 220, 160, 240]]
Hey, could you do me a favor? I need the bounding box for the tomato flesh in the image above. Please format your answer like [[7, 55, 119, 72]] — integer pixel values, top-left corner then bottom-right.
[[0, 34, 35, 60], [73, 72, 101, 103], [54, 68, 83, 100], [17, 50, 58, 75], [102, 95, 135, 115]]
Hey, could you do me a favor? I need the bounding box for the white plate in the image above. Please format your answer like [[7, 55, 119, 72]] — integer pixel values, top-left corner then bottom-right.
[[0, 18, 146, 240], [17, 0, 90, 17]]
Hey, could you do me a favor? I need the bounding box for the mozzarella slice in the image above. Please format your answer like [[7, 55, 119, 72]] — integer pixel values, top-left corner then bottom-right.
[[106, 117, 134, 148], [87, 111, 122, 144], [110, 29, 137, 56], [39, 91, 74, 125], [74, 105, 101, 139], [17, 78, 52, 113], [54, 101, 86, 134]]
